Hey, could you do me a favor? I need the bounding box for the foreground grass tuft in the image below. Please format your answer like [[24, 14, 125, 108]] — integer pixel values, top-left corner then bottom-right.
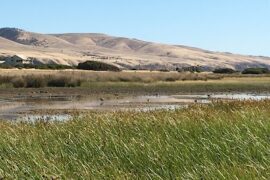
[[0, 101, 270, 179]]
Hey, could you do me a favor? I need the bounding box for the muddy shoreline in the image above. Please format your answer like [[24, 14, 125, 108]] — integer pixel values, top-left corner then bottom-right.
[[1, 91, 270, 121]]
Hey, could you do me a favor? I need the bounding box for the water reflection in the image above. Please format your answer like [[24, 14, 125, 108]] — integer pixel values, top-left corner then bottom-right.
[[1, 93, 270, 121]]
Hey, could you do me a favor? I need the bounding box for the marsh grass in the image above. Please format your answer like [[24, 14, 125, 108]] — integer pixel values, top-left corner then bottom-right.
[[0, 101, 269, 179], [1, 70, 270, 94], [2, 70, 270, 94], [0, 74, 82, 88], [0, 70, 222, 88], [80, 77, 270, 94]]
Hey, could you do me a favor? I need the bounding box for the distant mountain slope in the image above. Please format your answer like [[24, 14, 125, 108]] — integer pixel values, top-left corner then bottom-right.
[[0, 36, 25, 48], [54, 33, 150, 51], [0, 28, 74, 48], [0, 27, 269, 70]]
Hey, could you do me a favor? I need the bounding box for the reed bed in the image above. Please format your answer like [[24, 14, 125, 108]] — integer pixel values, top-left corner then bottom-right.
[[0, 69, 222, 88], [0, 100, 269, 179]]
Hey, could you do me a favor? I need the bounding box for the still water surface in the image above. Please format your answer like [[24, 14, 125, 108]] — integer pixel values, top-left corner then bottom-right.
[[1, 93, 270, 121]]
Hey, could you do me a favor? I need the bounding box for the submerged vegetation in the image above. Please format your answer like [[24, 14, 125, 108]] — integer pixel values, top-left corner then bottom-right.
[[0, 101, 269, 179]]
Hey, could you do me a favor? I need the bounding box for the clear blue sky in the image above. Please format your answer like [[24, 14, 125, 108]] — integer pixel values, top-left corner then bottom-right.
[[1, 0, 270, 56]]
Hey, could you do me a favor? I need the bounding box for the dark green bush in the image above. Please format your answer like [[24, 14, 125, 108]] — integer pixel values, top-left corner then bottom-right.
[[25, 76, 46, 88], [165, 77, 177, 82], [47, 77, 81, 87], [0, 75, 82, 88], [47, 78, 66, 87], [242, 68, 270, 74], [77, 61, 121, 71], [180, 66, 202, 73], [39, 64, 74, 70], [213, 68, 236, 74], [0, 64, 13, 69], [0, 63, 74, 70], [159, 69, 170, 72]]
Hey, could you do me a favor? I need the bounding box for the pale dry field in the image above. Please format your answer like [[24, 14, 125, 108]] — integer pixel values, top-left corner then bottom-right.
[[1, 28, 270, 70]]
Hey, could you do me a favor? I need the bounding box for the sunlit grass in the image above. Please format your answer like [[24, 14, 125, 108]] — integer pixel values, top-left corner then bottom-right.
[[0, 69, 221, 85], [1, 69, 270, 94], [80, 77, 270, 94], [0, 100, 270, 179]]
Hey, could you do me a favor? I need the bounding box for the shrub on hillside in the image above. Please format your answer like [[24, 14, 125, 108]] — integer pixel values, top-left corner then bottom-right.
[[0, 63, 74, 70], [37, 64, 74, 70], [178, 66, 203, 73], [213, 68, 236, 74], [0, 64, 13, 69], [19, 64, 74, 70], [242, 68, 270, 74], [77, 61, 121, 71], [159, 69, 170, 72]]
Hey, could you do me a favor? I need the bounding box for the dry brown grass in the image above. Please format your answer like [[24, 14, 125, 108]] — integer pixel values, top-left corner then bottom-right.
[[0, 69, 222, 84]]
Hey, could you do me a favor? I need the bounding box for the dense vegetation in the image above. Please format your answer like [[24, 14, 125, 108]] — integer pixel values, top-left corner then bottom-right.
[[0, 70, 223, 88], [242, 68, 270, 74], [1, 75, 270, 93], [177, 66, 203, 73], [0, 101, 269, 179], [0, 63, 74, 70], [213, 68, 236, 74], [0, 75, 81, 88], [1, 68, 270, 89], [77, 61, 121, 71], [0, 60, 120, 71], [1, 59, 270, 76]]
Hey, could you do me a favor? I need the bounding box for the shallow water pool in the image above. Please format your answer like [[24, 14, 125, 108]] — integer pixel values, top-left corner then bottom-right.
[[1, 93, 270, 121]]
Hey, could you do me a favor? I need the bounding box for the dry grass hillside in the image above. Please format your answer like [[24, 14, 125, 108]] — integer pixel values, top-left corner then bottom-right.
[[0, 28, 269, 70]]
